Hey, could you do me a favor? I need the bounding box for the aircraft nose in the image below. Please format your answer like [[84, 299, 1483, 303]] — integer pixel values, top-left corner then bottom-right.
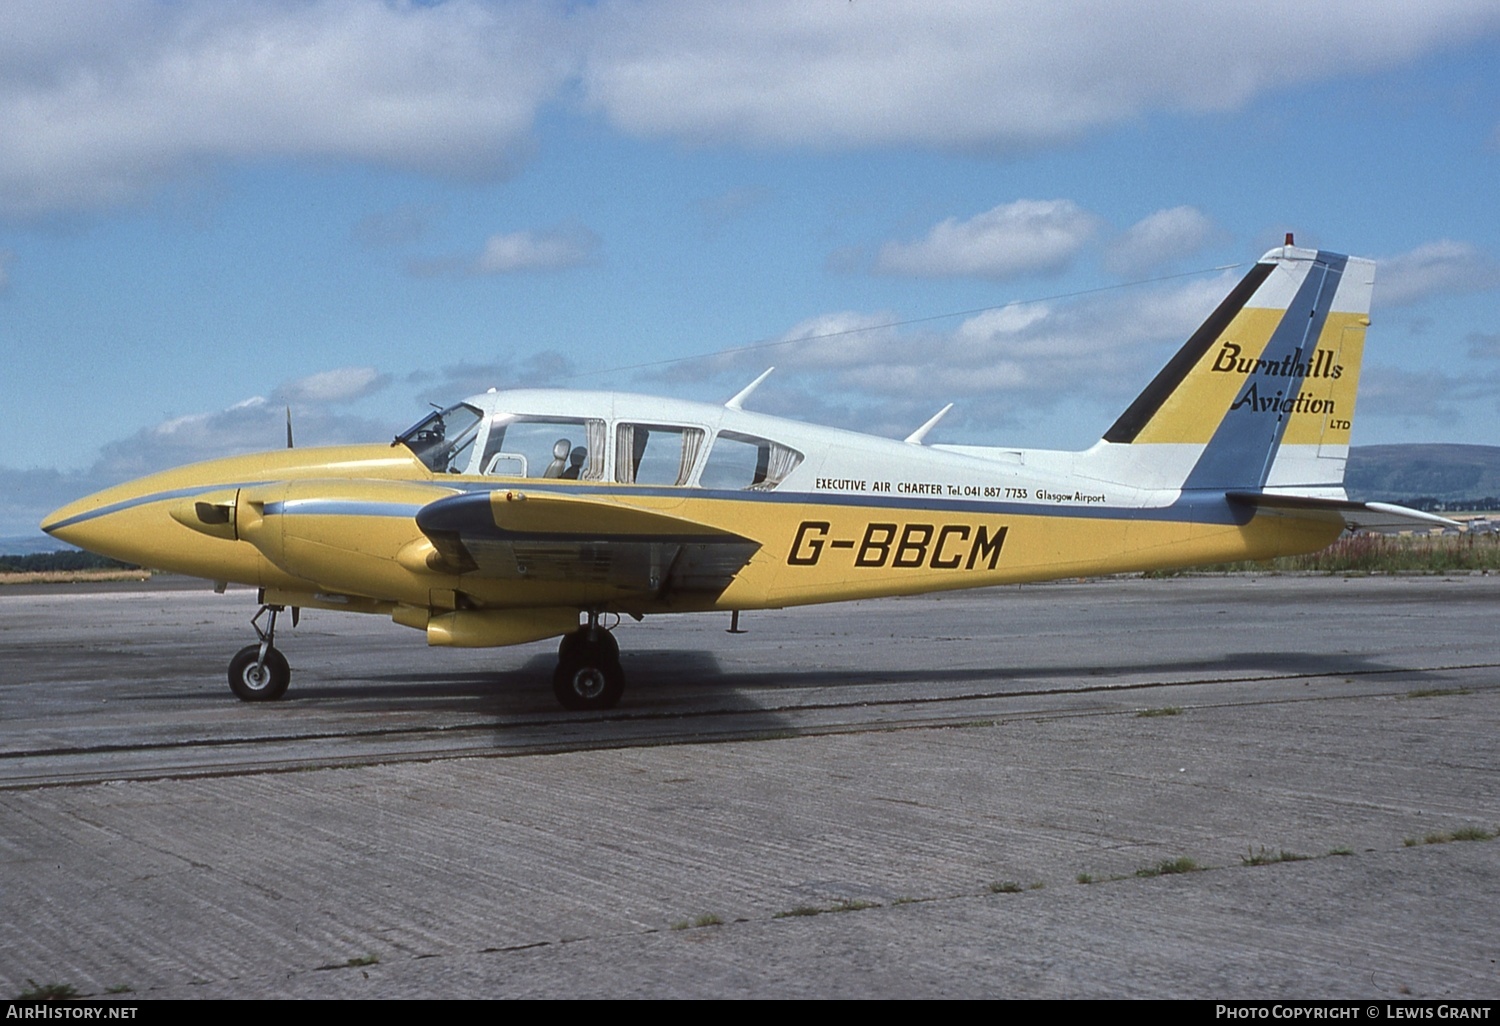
[[41, 491, 127, 555], [41, 496, 94, 545], [40, 480, 182, 564]]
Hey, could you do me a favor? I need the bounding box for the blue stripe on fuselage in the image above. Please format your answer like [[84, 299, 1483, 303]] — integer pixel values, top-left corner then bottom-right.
[[47, 477, 1267, 535]]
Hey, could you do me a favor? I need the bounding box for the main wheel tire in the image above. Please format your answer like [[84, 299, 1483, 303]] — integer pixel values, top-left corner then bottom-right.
[[552, 656, 624, 711], [228, 644, 291, 702], [557, 627, 620, 667]]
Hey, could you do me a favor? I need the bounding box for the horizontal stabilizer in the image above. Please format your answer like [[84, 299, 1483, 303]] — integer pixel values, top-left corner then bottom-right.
[[416, 490, 761, 594], [1226, 491, 1459, 533]]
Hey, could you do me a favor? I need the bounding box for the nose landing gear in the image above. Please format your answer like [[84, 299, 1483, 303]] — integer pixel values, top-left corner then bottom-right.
[[228, 604, 291, 701]]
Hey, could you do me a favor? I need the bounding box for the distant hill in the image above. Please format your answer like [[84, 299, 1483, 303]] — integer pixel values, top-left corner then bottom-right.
[[0, 536, 78, 557], [1346, 444, 1500, 509]]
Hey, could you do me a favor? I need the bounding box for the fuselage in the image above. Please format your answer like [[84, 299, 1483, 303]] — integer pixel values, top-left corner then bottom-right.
[[43, 387, 1343, 644]]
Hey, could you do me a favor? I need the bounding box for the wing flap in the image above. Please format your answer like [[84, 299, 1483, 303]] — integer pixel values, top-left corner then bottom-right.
[[416, 490, 760, 595], [1226, 491, 1459, 533]]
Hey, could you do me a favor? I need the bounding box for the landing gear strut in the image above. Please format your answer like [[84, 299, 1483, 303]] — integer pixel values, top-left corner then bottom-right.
[[228, 604, 291, 701], [552, 612, 624, 711]]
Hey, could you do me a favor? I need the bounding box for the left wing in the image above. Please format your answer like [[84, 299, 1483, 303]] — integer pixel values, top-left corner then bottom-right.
[[1226, 491, 1459, 533], [414, 490, 761, 597]]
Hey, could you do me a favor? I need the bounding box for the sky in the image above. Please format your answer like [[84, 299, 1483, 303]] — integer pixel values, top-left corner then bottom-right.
[[3, 0, 1500, 540]]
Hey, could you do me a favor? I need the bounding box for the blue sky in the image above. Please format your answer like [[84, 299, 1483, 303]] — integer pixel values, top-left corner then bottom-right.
[[3, 1, 1500, 540]]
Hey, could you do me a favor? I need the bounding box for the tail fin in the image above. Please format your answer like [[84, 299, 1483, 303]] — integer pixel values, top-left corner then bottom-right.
[[1103, 244, 1373, 494]]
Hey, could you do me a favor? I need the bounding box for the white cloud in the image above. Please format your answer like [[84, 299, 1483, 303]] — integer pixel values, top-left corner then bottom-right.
[[6, 3, 1499, 218], [405, 225, 601, 277], [408, 354, 582, 403], [874, 199, 1100, 280], [655, 268, 1245, 438], [955, 304, 1051, 344], [583, 1, 1500, 150], [274, 366, 389, 405], [1105, 206, 1215, 274], [475, 226, 600, 274], [1377, 240, 1500, 307], [0, 0, 570, 216], [92, 395, 391, 482], [0, 250, 11, 292]]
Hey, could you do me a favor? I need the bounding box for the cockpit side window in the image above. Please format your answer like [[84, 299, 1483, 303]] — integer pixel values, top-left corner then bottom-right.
[[480, 417, 606, 480], [615, 424, 705, 485], [699, 431, 804, 490], [395, 403, 484, 474]]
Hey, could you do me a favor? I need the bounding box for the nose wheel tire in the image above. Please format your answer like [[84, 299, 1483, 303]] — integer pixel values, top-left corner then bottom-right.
[[228, 644, 291, 702]]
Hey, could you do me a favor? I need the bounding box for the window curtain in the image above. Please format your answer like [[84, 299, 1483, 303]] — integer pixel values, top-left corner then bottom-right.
[[764, 443, 803, 487], [677, 429, 705, 485], [615, 424, 636, 483], [584, 419, 606, 481]]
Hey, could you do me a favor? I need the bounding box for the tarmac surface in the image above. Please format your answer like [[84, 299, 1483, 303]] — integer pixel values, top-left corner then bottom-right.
[[1, 573, 1497, 999]]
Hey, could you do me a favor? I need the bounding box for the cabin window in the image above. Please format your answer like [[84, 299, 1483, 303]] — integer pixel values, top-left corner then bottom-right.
[[699, 431, 804, 490], [395, 403, 484, 474], [480, 417, 605, 480], [615, 424, 705, 485]]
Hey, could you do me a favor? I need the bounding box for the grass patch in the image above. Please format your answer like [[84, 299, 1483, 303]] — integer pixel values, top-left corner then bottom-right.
[[1449, 826, 1496, 841], [0, 569, 152, 585], [1328, 846, 1354, 857], [1136, 856, 1201, 878], [671, 913, 722, 930], [1076, 872, 1094, 885], [988, 880, 1022, 894], [1136, 706, 1182, 718], [1241, 846, 1310, 866], [1414, 826, 1497, 846], [774, 899, 877, 919], [1403, 687, 1472, 699], [104, 985, 133, 995], [1149, 531, 1500, 575], [17, 981, 79, 1000], [773, 905, 824, 919]]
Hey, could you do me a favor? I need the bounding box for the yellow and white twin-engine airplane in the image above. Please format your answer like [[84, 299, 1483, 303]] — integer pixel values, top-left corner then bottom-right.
[[43, 242, 1450, 710]]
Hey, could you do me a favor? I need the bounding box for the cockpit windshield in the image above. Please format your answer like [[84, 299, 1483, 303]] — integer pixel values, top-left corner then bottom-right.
[[394, 403, 484, 474]]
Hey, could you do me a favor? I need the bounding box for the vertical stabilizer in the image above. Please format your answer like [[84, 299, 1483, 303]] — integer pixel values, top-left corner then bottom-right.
[[1102, 246, 1372, 494]]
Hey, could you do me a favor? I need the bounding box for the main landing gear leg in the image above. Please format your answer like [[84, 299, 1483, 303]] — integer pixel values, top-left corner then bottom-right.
[[552, 611, 624, 711], [228, 603, 291, 702]]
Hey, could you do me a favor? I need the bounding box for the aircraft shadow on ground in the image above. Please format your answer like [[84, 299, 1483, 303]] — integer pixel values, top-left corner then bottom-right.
[[286, 645, 1428, 715]]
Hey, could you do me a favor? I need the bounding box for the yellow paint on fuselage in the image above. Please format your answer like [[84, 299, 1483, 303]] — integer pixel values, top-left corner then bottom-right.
[[41, 445, 425, 593], [43, 442, 1344, 641], [676, 494, 1342, 610]]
